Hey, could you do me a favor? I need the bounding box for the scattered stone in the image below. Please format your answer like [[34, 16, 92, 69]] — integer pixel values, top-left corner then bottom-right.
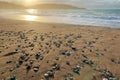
[[51, 63, 60, 70], [1, 72, 4, 74], [118, 61, 120, 64], [71, 47, 77, 51], [30, 60, 34, 64], [67, 73, 74, 80], [35, 53, 40, 60], [33, 66, 39, 72], [82, 54, 88, 59], [60, 50, 71, 56], [55, 57, 59, 61], [7, 75, 16, 80], [73, 66, 80, 75], [18, 55, 28, 65], [44, 70, 54, 80], [6, 60, 12, 64], [100, 70, 118, 80], [111, 58, 116, 63], [66, 61, 70, 66], [82, 59, 94, 66], [9, 67, 15, 72], [65, 51, 71, 56], [16, 64, 20, 68], [40, 56, 44, 60], [103, 78, 108, 80], [26, 64, 31, 72], [54, 42, 61, 48]]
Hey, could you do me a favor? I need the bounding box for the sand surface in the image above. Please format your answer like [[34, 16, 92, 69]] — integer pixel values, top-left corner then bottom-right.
[[0, 19, 120, 80]]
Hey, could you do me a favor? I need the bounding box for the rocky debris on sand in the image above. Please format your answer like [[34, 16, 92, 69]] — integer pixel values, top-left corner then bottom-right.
[[1, 30, 120, 80], [100, 70, 118, 80], [18, 55, 29, 65]]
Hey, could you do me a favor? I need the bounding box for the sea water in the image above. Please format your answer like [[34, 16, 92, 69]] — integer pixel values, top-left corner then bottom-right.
[[0, 9, 120, 28]]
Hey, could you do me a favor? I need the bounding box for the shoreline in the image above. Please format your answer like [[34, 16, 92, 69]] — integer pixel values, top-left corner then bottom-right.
[[0, 18, 120, 30]]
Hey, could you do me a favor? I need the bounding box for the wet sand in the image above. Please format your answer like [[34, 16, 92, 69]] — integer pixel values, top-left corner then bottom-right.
[[0, 19, 120, 80]]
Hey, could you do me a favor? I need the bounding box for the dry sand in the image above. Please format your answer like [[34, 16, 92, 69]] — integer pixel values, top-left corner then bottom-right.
[[0, 19, 120, 80]]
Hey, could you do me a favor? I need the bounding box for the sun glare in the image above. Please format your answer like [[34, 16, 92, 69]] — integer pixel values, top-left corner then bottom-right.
[[24, 15, 37, 21], [24, 0, 37, 6]]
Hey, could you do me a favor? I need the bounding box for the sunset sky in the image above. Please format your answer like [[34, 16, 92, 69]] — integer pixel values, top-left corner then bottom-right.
[[0, 0, 120, 8]]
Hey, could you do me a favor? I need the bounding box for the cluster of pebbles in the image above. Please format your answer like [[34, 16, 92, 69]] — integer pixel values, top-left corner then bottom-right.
[[0, 29, 120, 80]]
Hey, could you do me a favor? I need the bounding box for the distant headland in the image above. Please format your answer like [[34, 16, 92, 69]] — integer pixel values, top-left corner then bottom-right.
[[0, 1, 85, 9]]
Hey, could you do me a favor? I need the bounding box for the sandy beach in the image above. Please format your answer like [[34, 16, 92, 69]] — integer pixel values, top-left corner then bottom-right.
[[0, 19, 120, 80]]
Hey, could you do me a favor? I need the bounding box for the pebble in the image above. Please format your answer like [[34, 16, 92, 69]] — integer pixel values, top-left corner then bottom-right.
[[33, 66, 39, 72], [73, 67, 80, 75], [6, 60, 12, 64], [35, 53, 40, 60], [44, 70, 54, 79], [66, 61, 70, 66], [7, 75, 16, 80]]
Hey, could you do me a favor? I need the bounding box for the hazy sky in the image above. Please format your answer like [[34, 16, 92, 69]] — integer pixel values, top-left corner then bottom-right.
[[1, 0, 120, 8]]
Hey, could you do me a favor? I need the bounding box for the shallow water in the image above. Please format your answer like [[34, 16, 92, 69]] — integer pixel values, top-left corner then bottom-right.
[[0, 9, 120, 28]]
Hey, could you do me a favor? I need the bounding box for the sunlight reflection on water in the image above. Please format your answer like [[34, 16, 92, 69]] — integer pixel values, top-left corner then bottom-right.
[[23, 15, 37, 21]]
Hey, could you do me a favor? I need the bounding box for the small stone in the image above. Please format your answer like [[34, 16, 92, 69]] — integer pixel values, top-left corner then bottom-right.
[[71, 47, 77, 51], [6, 61, 12, 64], [35, 53, 40, 60], [65, 51, 70, 56], [66, 61, 70, 66], [118, 61, 120, 64], [9, 67, 15, 72], [73, 67, 80, 74], [33, 66, 39, 72], [111, 58, 115, 63], [7, 75, 16, 80], [82, 54, 88, 58], [16, 64, 20, 68], [44, 70, 54, 79], [55, 57, 59, 61], [1, 72, 4, 74], [30, 60, 34, 64], [44, 73, 49, 79], [40, 56, 44, 60], [103, 78, 108, 80], [26, 65, 31, 72]]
